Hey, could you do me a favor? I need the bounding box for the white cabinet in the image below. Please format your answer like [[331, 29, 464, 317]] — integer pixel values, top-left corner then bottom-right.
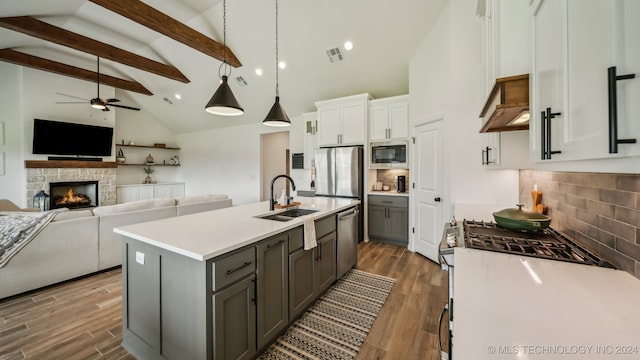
[[531, 0, 640, 162], [369, 95, 409, 141], [478, 0, 531, 169], [155, 183, 185, 199], [116, 183, 185, 204], [316, 93, 370, 147], [481, 131, 532, 169]]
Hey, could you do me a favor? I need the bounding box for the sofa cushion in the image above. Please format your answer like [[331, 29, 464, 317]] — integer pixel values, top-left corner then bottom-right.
[[176, 194, 228, 206], [53, 209, 94, 222], [92, 198, 176, 216]]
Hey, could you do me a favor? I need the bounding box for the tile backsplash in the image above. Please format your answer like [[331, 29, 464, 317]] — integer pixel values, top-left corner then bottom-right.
[[519, 170, 640, 279], [375, 169, 409, 192]]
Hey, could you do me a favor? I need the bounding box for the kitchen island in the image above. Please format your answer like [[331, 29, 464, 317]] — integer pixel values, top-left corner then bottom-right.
[[453, 248, 640, 360], [114, 197, 359, 360]]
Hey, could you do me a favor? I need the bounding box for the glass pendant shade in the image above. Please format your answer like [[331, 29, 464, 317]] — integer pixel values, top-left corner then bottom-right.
[[263, 96, 291, 126], [205, 75, 244, 116]]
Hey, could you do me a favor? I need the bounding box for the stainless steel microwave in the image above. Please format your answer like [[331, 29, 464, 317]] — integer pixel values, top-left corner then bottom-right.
[[370, 140, 408, 168]]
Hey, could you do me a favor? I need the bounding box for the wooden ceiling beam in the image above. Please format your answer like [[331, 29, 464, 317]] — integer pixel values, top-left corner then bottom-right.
[[90, 0, 242, 68], [0, 49, 153, 95], [0, 16, 190, 83]]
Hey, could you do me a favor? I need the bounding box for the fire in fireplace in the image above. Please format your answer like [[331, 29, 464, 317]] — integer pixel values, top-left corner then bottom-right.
[[49, 181, 99, 210]]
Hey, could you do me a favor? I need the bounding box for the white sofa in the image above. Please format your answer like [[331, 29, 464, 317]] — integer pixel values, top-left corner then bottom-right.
[[0, 194, 232, 299]]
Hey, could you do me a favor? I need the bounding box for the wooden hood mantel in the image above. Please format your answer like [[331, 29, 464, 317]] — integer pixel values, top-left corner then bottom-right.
[[25, 160, 117, 169]]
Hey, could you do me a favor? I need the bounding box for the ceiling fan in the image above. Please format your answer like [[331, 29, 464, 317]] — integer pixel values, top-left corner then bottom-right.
[[56, 57, 141, 112]]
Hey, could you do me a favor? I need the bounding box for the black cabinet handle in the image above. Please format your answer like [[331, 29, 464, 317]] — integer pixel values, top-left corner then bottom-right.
[[541, 110, 547, 160], [541, 107, 562, 159], [608, 66, 637, 153], [481, 146, 493, 165], [226, 261, 252, 275], [434, 197, 442, 202]]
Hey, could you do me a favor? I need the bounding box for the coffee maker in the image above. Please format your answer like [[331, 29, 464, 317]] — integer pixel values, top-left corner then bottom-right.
[[397, 175, 406, 193]]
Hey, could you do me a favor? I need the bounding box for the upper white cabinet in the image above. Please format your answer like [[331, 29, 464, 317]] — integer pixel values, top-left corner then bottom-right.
[[369, 95, 409, 141], [531, 0, 640, 162], [478, 0, 532, 169], [316, 93, 370, 147]]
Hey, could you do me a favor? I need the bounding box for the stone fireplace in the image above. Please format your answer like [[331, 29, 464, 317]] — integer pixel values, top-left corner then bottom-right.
[[25, 160, 117, 209]]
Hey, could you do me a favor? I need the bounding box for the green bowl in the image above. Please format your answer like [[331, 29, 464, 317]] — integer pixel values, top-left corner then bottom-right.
[[492, 206, 551, 231]]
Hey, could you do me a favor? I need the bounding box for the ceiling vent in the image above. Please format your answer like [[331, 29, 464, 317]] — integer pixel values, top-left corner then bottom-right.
[[235, 76, 247, 87], [326, 47, 344, 63]]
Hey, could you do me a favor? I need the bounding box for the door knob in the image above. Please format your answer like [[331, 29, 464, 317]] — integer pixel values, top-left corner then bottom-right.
[[434, 197, 442, 202]]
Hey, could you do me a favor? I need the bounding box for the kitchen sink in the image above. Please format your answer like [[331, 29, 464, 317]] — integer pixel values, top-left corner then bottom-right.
[[256, 208, 318, 222]]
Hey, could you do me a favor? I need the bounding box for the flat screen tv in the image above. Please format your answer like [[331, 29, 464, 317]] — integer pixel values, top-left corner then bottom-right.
[[32, 119, 114, 157]]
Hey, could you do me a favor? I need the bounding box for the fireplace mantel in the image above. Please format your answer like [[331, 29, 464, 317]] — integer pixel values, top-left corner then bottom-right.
[[25, 160, 117, 169]]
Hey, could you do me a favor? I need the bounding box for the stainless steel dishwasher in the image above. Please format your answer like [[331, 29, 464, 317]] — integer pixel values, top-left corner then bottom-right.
[[337, 206, 359, 278]]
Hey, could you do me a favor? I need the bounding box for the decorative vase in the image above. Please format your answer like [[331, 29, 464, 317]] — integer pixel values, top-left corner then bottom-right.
[[146, 154, 154, 164], [144, 176, 152, 184]]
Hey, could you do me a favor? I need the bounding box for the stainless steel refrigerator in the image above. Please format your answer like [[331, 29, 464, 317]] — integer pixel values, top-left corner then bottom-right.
[[314, 146, 363, 243]]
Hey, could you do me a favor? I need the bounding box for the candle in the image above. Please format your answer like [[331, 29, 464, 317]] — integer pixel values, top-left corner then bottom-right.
[[533, 184, 538, 191]]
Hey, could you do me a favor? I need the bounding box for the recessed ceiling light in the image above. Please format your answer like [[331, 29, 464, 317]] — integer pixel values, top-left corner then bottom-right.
[[344, 41, 353, 51], [174, 94, 181, 100], [255, 68, 263, 76], [278, 61, 286, 69]]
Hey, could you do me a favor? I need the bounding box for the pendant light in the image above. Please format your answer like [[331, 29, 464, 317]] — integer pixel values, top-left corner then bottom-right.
[[205, 0, 244, 116], [263, 0, 290, 127]]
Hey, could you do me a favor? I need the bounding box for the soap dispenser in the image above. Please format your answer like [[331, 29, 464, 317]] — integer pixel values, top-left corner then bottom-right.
[[279, 190, 286, 206]]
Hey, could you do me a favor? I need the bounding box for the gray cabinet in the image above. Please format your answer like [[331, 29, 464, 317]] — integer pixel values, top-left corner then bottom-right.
[[316, 232, 337, 294], [289, 216, 337, 320], [256, 233, 289, 349], [213, 275, 256, 360], [368, 195, 408, 246], [289, 244, 316, 320]]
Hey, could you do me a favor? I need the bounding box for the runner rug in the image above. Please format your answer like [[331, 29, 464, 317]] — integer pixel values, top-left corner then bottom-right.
[[258, 269, 396, 360]]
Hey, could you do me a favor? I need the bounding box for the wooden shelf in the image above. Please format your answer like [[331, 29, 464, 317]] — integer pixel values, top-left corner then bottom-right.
[[26, 160, 117, 169], [117, 163, 180, 166], [116, 144, 180, 150]]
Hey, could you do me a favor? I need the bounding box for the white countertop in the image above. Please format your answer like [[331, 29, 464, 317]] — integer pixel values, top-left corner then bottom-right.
[[114, 197, 359, 261], [453, 248, 640, 359]]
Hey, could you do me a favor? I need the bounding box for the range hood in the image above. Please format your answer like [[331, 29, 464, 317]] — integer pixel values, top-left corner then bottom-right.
[[479, 74, 529, 133]]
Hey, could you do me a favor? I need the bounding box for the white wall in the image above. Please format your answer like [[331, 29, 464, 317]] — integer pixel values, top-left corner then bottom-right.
[[0, 63, 25, 206], [176, 122, 289, 205], [409, 0, 520, 219]]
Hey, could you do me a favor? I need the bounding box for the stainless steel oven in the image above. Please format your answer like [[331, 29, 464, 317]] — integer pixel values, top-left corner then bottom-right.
[[438, 220, 462, 360]]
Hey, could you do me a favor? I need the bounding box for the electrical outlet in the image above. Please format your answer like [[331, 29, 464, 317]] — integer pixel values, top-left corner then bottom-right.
[[135, 251, 145, 265]]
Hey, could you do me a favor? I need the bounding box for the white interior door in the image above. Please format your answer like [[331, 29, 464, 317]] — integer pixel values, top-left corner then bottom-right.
[[412, 119, 443, 263]]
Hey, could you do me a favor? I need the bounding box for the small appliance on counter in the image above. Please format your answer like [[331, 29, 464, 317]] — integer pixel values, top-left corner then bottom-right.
[[397, 175, 406, 193]]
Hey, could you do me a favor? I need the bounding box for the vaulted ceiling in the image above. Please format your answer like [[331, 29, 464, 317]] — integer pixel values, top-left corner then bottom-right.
[[0, 0, 448, 134]]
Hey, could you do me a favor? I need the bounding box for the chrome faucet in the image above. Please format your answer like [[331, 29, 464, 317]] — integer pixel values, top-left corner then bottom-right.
[[270, 174, 296, 210]]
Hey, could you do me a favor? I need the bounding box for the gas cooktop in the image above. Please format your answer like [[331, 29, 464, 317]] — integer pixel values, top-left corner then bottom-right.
[[463, 220, 614, 268]]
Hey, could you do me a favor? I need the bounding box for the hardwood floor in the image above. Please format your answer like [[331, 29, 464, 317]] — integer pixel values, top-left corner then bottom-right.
[[0, 241, 447, 360], [356, 241, 449, 360]]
